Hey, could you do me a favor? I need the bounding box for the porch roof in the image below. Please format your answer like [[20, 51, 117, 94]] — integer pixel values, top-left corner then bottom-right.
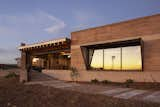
[[18, 38, 70, 51]]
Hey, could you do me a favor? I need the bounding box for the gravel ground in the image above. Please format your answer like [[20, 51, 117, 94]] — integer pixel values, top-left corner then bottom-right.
[[0, 77, 159, 107]]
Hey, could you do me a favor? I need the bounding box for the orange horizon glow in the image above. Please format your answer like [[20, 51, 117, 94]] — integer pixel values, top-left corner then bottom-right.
[[90, 46, 142, 70]]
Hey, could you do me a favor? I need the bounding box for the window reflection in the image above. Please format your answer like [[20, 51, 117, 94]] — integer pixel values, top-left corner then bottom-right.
[[90, 46, 142, 70], [122, 46, 142, 70], [104, 48, 121, 70], [90, 49, 103, 68]]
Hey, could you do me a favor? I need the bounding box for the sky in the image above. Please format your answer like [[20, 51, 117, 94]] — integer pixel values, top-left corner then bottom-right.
[[0, 0, 160, 64]]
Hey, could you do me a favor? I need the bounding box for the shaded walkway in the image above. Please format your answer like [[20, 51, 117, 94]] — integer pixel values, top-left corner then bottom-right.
[[28, 71, 56, 82]]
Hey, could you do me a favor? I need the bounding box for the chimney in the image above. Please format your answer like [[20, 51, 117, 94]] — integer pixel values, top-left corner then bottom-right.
[[21, 43, 26, 46]]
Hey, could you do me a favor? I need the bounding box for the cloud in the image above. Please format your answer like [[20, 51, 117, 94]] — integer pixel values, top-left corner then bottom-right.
[[0, 11, 66, 35], [44, 13, 66, 34], [0, 11, 66, 64]]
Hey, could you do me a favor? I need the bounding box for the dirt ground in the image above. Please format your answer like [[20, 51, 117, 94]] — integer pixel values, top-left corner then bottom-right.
[[0, 77, 160, 107]]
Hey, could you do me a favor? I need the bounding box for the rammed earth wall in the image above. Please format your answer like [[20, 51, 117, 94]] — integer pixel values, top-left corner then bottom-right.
[[70, 14, 160, 82]]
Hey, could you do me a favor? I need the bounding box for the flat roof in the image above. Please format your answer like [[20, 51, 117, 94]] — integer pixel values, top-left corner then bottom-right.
[[18, 38, 70, 50], [71, 14, 160, 34]]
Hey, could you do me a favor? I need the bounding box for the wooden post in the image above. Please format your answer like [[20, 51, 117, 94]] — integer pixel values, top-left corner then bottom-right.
[[20, 51, 28, 82]]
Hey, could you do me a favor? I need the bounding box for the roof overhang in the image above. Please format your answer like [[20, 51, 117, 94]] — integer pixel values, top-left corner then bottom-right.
[[18, 38, 70, 51], [81, 38, 142, 49]]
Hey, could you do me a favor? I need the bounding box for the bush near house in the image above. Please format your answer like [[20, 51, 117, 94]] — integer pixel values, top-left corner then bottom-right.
[[91, 78, 99, 83], [101, 80, 111, 84], [70, 67, 79, 82], [125, 79, 134, 88]]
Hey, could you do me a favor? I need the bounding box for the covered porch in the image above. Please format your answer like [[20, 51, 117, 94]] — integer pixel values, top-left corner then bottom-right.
[[18, 38, 71, 82], [31, 50, 71, 70]]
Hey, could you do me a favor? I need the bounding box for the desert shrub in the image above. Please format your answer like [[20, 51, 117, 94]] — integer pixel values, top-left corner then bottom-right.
[[5, 72, 18, 78], [126, 79, 134, 84], [91, 78, 99, 83], [70, 67, 79, 82], [101, 80, 110, 84], [125, 79, 134, 88]]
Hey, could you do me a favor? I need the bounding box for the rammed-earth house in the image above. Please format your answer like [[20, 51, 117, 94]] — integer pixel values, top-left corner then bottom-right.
[[18, 14, 160, 82]]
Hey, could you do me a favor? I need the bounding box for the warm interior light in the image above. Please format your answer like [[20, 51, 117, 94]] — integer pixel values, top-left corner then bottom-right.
[[60, 52, 65, 55], [60, 52, 71, 56], [67, 55, 71, 58], [32, 58, 39, 63]]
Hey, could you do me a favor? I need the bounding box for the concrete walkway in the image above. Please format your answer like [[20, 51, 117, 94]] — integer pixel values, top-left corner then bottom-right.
[[28, 71, 56, 81], [25, 79, 160, 104]]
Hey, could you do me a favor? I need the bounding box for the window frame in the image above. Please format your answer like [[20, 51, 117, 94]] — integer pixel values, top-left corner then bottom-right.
[[81, 38, 143, 72]]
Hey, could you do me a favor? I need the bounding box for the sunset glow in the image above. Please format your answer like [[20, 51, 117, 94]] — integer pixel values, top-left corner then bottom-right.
[[122, 46, 142, 70], [90, 46, 142, 70]]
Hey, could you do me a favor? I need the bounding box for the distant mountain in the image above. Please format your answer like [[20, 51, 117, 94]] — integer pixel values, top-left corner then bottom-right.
[[0, 64, 18, 70]]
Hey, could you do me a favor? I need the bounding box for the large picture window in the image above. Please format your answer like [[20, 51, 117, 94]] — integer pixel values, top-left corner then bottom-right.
[[90, 46, 142, 70]]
